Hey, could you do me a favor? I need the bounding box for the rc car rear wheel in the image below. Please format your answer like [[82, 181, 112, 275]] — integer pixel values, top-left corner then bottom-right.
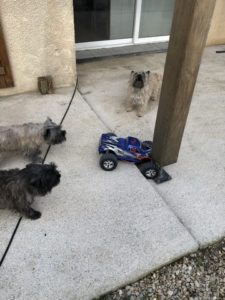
[[138, 161, 158, 179], [142, 140, 153, 151], [100, 153, 118, 171]]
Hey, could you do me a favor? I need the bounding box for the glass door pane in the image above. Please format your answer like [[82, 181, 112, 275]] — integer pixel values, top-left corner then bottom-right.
[[74, 0, 110, 43], [139, 0, 175, 38], [110, 0, 135, 39], [74, 0, 135, 43]]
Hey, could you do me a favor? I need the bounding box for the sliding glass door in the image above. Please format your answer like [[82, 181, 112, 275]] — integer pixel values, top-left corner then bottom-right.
[[74, 0, 175, 50], [139, 0, 175, 38], [74, 0, 135, 44], [109, 0, 136, 40], [74, 0, 111, 43]]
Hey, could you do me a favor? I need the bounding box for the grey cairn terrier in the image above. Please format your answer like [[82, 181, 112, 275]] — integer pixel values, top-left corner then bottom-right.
[[126, 70, 162, 117], [0, 117, 66, 162], [0, 163, 61, 219]]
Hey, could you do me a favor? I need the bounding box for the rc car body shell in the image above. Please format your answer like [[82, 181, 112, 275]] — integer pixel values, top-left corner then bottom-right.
[[98, 133, 153, 163]]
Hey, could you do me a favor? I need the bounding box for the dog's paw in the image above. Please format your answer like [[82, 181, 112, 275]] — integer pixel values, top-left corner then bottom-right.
[[136, 107, 146, 117], [29, 210, 42, 220], [126, 106, 134, 112], [137, 111, 144, 117]]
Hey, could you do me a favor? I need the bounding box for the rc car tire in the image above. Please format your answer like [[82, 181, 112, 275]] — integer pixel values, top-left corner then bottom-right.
[[142, 140, 153, 150], [105, 132, 117, 137], [100, 153, 118, 171], [138, 161, 158, 179]]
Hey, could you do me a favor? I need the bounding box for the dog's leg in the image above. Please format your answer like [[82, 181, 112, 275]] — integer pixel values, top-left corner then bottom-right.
[[23, 207, 42, 220], [18, 205, 42, 220], [126, 103, 134, 112], [125, 92, 134, 112], [14, 195, 42, 220], [24, 148, 42, 163], [150, 75, 162, 101], [136, 93, 148, 117], [136, 103, 147, 117], [150, 86, 160, 101]]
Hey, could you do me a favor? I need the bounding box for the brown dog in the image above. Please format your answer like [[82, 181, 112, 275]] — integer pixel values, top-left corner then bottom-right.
[[126, 71, 162, 117]]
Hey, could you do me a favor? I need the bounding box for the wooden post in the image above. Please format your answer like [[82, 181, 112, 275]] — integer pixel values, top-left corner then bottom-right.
[[0, 21, 14, 88], [152, 0, 216, 166]]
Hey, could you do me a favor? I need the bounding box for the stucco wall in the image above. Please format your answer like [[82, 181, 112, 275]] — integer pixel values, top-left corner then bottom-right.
[[0, 0, 76, 97], [207, 0, 225, 45]]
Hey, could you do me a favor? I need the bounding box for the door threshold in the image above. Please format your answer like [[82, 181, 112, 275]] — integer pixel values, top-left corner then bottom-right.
[[76, 42, 168, 63]]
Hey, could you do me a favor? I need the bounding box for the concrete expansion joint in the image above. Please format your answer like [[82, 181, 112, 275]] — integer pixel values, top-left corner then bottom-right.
[[152, 185, 200, 248], [79, 89, 113, 132]]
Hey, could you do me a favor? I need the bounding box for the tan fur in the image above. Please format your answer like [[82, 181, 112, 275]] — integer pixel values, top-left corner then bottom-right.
[[126, 71, 162, 117]]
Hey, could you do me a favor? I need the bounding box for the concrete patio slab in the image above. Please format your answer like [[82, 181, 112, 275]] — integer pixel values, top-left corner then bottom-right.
[[77, 45, 225, 247], [0, 92, 198, 300], [0, 88, 73, 259]]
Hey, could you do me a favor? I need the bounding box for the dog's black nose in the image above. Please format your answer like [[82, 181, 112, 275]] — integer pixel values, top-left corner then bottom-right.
[[137, 74, 142, 80]]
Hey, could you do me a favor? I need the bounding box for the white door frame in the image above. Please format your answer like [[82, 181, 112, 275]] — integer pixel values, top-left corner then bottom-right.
[[76, 0, 170, 51], [133, 0, 142, 43]]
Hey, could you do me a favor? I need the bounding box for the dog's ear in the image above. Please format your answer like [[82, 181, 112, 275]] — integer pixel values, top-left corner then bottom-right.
[[141, 72, 146, 80], [47, 116, 52, 122], [131, 70, 135, 74], [49, 162, 57, 170], [44, 117, 53, 126], [25, 164, 42, 187], [146, 70, 151, 74], [30, 175, 49, 195], [30, 176, 41, 187], [30, 164, 60, 194]]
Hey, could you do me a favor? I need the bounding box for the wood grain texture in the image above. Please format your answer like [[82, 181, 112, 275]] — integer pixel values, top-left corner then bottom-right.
[[0, 21, 14, 89], [152, 0, 216, 166]]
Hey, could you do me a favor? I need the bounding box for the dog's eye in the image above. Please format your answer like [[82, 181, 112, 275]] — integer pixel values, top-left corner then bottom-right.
[[44, 128, 51, 138]]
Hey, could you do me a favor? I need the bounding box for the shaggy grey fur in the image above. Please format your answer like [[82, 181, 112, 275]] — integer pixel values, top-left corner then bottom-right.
[[0, 117, 66, 162], [0, 163, 61, 219]]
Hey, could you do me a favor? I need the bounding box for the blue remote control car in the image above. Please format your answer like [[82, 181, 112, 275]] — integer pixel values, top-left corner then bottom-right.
[[98, 133, 159, 179]]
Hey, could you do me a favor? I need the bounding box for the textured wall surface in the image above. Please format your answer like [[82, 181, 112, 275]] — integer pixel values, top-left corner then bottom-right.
[[207, 0, 225, 45], [0, 0, 76, 96]]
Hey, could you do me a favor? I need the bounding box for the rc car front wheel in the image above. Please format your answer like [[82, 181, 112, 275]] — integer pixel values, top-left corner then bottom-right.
[[100, 153, 118, 171], [138, 161, 158, 179], [105, 132, 117, 137]]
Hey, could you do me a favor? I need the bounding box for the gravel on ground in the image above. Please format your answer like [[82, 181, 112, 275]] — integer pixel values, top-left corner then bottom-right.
[[97, 238, 225, 300]]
